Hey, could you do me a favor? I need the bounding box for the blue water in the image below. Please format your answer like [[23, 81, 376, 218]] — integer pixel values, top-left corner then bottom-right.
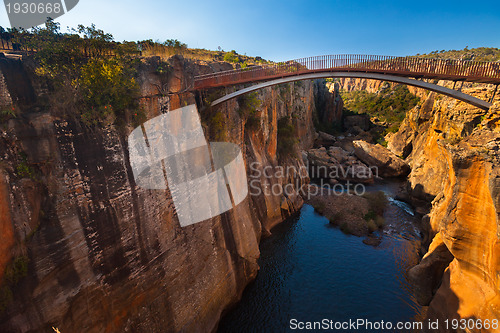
[[217, 189, 425, 332]]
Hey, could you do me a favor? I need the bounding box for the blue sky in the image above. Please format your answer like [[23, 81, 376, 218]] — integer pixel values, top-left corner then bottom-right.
[[1, 0, 500, 61]]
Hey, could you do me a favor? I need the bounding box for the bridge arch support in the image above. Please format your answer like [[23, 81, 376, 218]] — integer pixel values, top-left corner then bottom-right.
[[210, 72, 492, 110]]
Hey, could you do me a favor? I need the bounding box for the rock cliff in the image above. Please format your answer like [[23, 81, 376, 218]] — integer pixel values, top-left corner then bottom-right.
[[339, 77, 429, 99], [388, 82, 500, 330], [0, 56, 338, 332]]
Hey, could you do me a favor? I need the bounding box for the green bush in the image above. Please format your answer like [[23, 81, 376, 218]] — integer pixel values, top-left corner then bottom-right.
[[367, 220, 378, 233], [209, 111, 226, 141], [163, 39, 187, 51], [237, 93, 260, 118], [5, 20, 142, 126], [16, 153, 36, 180], [79, 58, 140, 125], [362, 191, 388, 216], [237, 93, 261, 132], [0, 105, 17, 123], [203, 89, 225, 107], [277, 117, 297, 159], [16, 20, 122, 82], [4, 256, 29, 285], [312, 202, 326, 215], [0, 255, 29, 312], [376, 137, 388, 147], [155, 61, 171, 75], [223, 51, 240, 63], [341, 84, 419, 129], [417, 47, 500, 62], [386, 123, 400, 134]]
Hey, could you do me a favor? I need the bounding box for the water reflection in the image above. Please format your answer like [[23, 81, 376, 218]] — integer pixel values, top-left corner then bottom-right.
[[218, 185, 425, 333]]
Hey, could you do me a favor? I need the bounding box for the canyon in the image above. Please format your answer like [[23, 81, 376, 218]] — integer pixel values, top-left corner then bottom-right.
[[341, 77, 500, 329], [0, 53, 499, 332], [392, 85, 500, 330]]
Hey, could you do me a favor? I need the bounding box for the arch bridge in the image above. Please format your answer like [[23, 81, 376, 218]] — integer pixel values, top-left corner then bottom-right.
[[193, 55, 500, 110]]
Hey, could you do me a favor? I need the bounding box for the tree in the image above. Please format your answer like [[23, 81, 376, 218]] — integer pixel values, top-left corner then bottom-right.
[[75, 24, 114, 57], [0, 27, 5, 49], [78, 58, 139, 124], [163, 39, 187, 54]]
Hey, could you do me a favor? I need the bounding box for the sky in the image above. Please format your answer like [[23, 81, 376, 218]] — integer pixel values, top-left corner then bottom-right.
[[1, 0, 500, 61]]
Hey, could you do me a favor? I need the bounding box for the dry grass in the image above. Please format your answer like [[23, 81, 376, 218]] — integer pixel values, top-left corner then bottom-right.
[[141, 44, 272, 65], [141, 44, 181, 59]]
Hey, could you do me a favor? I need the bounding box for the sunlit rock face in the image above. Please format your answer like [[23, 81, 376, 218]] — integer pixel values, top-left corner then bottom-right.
[[0, 56, 339, 332], [425, 153, 500, 330], [388, 79, 500, 330]]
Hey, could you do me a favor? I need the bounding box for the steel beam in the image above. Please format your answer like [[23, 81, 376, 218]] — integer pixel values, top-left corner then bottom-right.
[[490, 84, 499, 103], [211, 72, 492, 110]]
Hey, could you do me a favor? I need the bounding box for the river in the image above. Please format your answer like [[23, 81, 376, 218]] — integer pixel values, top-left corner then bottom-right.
[[217, 181, 426, 332]]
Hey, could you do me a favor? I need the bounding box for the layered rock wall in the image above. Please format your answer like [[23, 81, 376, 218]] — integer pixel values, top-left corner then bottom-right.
[[0, 56, 338, 332], [388, 82, 500, 330]]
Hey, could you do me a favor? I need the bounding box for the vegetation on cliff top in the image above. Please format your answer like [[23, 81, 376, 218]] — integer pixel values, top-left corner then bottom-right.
[[0, 20, 270, 127], [139, 41, 269, 65], [417, 47, 500, 62], [1, 20, 142, 127], [1, 23, 268, 65]]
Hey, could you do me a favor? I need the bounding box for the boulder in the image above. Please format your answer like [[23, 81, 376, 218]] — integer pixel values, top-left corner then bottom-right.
[[352, 140, 410, 178], [328, 178, 339, 185], [306, 147, 374, 183], [344, 114, 371, 131], [362, 235, 382, 247], [316, 131, 336, 146], [386, 123, 415, 158], [328, 146, 349, 163]]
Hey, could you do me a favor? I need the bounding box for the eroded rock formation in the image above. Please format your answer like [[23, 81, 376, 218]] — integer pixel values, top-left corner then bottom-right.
[[352, 140, 410, 178], [388, 82, 500, 330], [0, 56, 339, 332]]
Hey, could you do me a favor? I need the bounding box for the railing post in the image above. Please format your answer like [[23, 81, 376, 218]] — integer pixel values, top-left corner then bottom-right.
[[193, 53, 500, 90]]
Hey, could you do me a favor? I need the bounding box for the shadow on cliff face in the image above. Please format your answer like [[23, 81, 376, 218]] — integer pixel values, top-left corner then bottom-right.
[[423, 269, 460, 333], [0, 57, 36, 109], [0, 54, 329, 332], [408, 234, 454, 305]]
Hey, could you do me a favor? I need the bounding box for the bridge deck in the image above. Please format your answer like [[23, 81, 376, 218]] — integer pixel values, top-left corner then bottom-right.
[[194, 55, 500, 89]]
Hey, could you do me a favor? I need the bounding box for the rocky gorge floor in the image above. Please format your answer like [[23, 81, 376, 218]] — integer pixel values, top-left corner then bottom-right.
[[302, 119, 417, 247]]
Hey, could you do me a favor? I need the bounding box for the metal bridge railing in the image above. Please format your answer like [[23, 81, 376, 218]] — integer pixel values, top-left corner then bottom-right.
[[194, 54, 500, 89]]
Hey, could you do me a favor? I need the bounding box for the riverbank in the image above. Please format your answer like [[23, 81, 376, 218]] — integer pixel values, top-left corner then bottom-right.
[[307, 188, 388, 239], [217, 180, 425, 332]]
